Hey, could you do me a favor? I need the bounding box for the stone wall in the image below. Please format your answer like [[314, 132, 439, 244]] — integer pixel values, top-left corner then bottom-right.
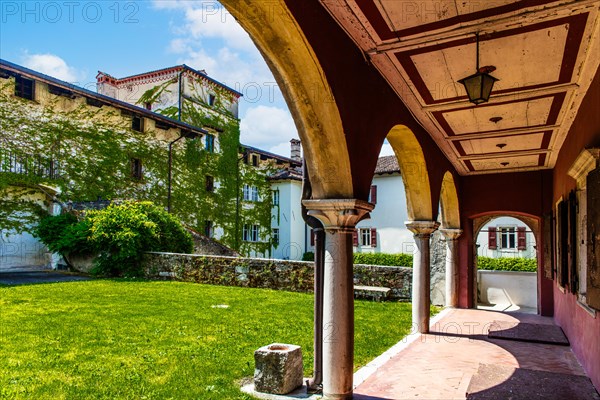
[[430, 230, 447, 306], [143, 252, 413, 301], [186, 229, 240, 257]]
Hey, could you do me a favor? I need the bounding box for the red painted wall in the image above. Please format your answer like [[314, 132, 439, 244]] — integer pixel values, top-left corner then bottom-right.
[[554, 286, 600, 390], [552, 67, 600, 390]]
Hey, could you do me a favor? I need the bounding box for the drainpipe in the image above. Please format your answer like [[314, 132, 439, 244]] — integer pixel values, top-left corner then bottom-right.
[[167, 134, 185, 213], [167, 130, 200, 213], [178, 70, 183, 122], [234, 150, 246, 251], [301, 159, 324, 393]]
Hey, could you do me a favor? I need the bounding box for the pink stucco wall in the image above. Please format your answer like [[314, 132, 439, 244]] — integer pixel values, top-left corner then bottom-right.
[[553, 285, 600, 391]]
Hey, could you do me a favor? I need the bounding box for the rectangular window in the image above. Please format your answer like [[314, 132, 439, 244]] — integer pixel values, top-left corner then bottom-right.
[[273, 190, 280, 206], [252, 154, 259, 167], [243, 185, 259, 202], [499, 227, 516, 249], [243, 224, 260, 242], [204, 220, 213, 238], [131, 158, 143, 180], [272, 228, 279, 246], [205, 134, 215, 153], [132, 115, 144, 132], [205, 175, 214, 192], [360, 228, 371, 247], [208, 94, 216, 106], [15, 76, 34, 100]]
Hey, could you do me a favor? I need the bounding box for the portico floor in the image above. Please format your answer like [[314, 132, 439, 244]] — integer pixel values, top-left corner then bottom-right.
[[354, 308, 596, 400]]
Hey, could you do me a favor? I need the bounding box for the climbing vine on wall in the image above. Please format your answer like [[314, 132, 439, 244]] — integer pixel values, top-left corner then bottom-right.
[[140, 75, 275, 256], [0, 74, 276, 256]]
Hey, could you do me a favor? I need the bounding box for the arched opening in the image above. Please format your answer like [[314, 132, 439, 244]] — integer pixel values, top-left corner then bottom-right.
[[386, 125, 432, 221], [433, 171, 461, 307], [354, 124, 434, 259], [219, 0, 352, 199], [473, 214, 539, 314], [439, 171, 460, 229]]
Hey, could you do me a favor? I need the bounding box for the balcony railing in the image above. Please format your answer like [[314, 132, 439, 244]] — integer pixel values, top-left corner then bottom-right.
[[0, 149, 60, 180]]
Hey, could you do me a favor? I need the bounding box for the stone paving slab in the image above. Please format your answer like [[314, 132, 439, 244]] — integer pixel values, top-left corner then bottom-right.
[[488, 320, 569, 345], [354, 309, 588, 399], [0, 271, 91, 285], [466, 363, 600, 400], [241, 382, 322, 399]]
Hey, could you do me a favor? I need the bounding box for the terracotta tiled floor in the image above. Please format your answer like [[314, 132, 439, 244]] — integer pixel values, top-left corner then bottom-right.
[[354, 308, 588, 400]]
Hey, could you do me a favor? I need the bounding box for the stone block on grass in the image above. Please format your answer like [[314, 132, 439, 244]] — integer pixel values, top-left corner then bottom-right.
[[254, 343, 303, 395]]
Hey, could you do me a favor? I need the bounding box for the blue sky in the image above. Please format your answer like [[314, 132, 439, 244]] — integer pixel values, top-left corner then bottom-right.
[[0, 0, 392, 157]]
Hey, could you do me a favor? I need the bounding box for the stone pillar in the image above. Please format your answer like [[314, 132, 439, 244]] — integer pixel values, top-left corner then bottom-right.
[[406, 221, 440, 333], [303, 199, 374, 400], [440, 229, 462, 308]]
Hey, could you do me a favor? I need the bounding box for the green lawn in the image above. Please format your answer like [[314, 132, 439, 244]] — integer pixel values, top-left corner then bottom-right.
[[0, 280, 426, 399]]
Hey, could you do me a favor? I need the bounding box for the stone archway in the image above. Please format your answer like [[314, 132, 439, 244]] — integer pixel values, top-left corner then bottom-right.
[[440, 171, 460, 229], [386, 124, 439, 333], [437, 171, 462, 307], [386, 125, 433, 221]]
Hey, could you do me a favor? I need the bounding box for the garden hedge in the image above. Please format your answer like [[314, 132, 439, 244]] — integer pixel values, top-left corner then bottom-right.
[[477, 256, 537, 272]]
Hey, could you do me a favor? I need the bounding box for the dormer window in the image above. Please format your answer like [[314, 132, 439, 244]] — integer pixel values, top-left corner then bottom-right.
[[15, 76, 34, 100], [132, 115, 144, 132]]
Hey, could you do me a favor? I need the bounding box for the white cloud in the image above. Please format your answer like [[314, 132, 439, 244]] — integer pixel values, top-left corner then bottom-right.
[[154, 0, 297, 157], [153, 0, 254, 52], [21, 53, 82, 82], [240, 105, 297, 149]]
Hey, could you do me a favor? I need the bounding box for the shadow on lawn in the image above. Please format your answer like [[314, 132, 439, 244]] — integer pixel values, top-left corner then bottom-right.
[[0, 271, 93, 286]]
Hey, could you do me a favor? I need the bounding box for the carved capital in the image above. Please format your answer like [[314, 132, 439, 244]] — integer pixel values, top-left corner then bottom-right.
[[440, 228, 463, 241], [302, 199, 374, 232], [405, 221, 440, 238]]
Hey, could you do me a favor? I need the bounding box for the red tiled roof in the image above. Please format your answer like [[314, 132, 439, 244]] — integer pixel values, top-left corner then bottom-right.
[[269, 166, 303, 181], [374, 155, 400, 174]]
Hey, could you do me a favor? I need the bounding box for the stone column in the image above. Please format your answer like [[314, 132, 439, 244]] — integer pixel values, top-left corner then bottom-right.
[[440, 229, 462, 308], [303, 199, 374, 400], [406, 221, 440, 333]]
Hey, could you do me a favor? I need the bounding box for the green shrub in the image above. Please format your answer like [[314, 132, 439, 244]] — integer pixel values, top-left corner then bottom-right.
[[353, 253, 413, 267], [87, 201, 193, 277], [302, 252, 314, 262], [34, 213, 93, 256], [478, 256, 537, 272]]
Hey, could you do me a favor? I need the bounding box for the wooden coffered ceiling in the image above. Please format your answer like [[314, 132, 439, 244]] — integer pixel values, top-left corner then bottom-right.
[[320, 0, 600, 175]]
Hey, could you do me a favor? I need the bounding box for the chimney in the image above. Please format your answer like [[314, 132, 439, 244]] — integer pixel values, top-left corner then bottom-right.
[[290, 139, 301, 162]]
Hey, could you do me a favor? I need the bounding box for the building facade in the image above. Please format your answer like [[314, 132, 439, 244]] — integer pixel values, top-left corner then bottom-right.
[[476, 216, 537, 259], [354, 156, 413, 255]]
